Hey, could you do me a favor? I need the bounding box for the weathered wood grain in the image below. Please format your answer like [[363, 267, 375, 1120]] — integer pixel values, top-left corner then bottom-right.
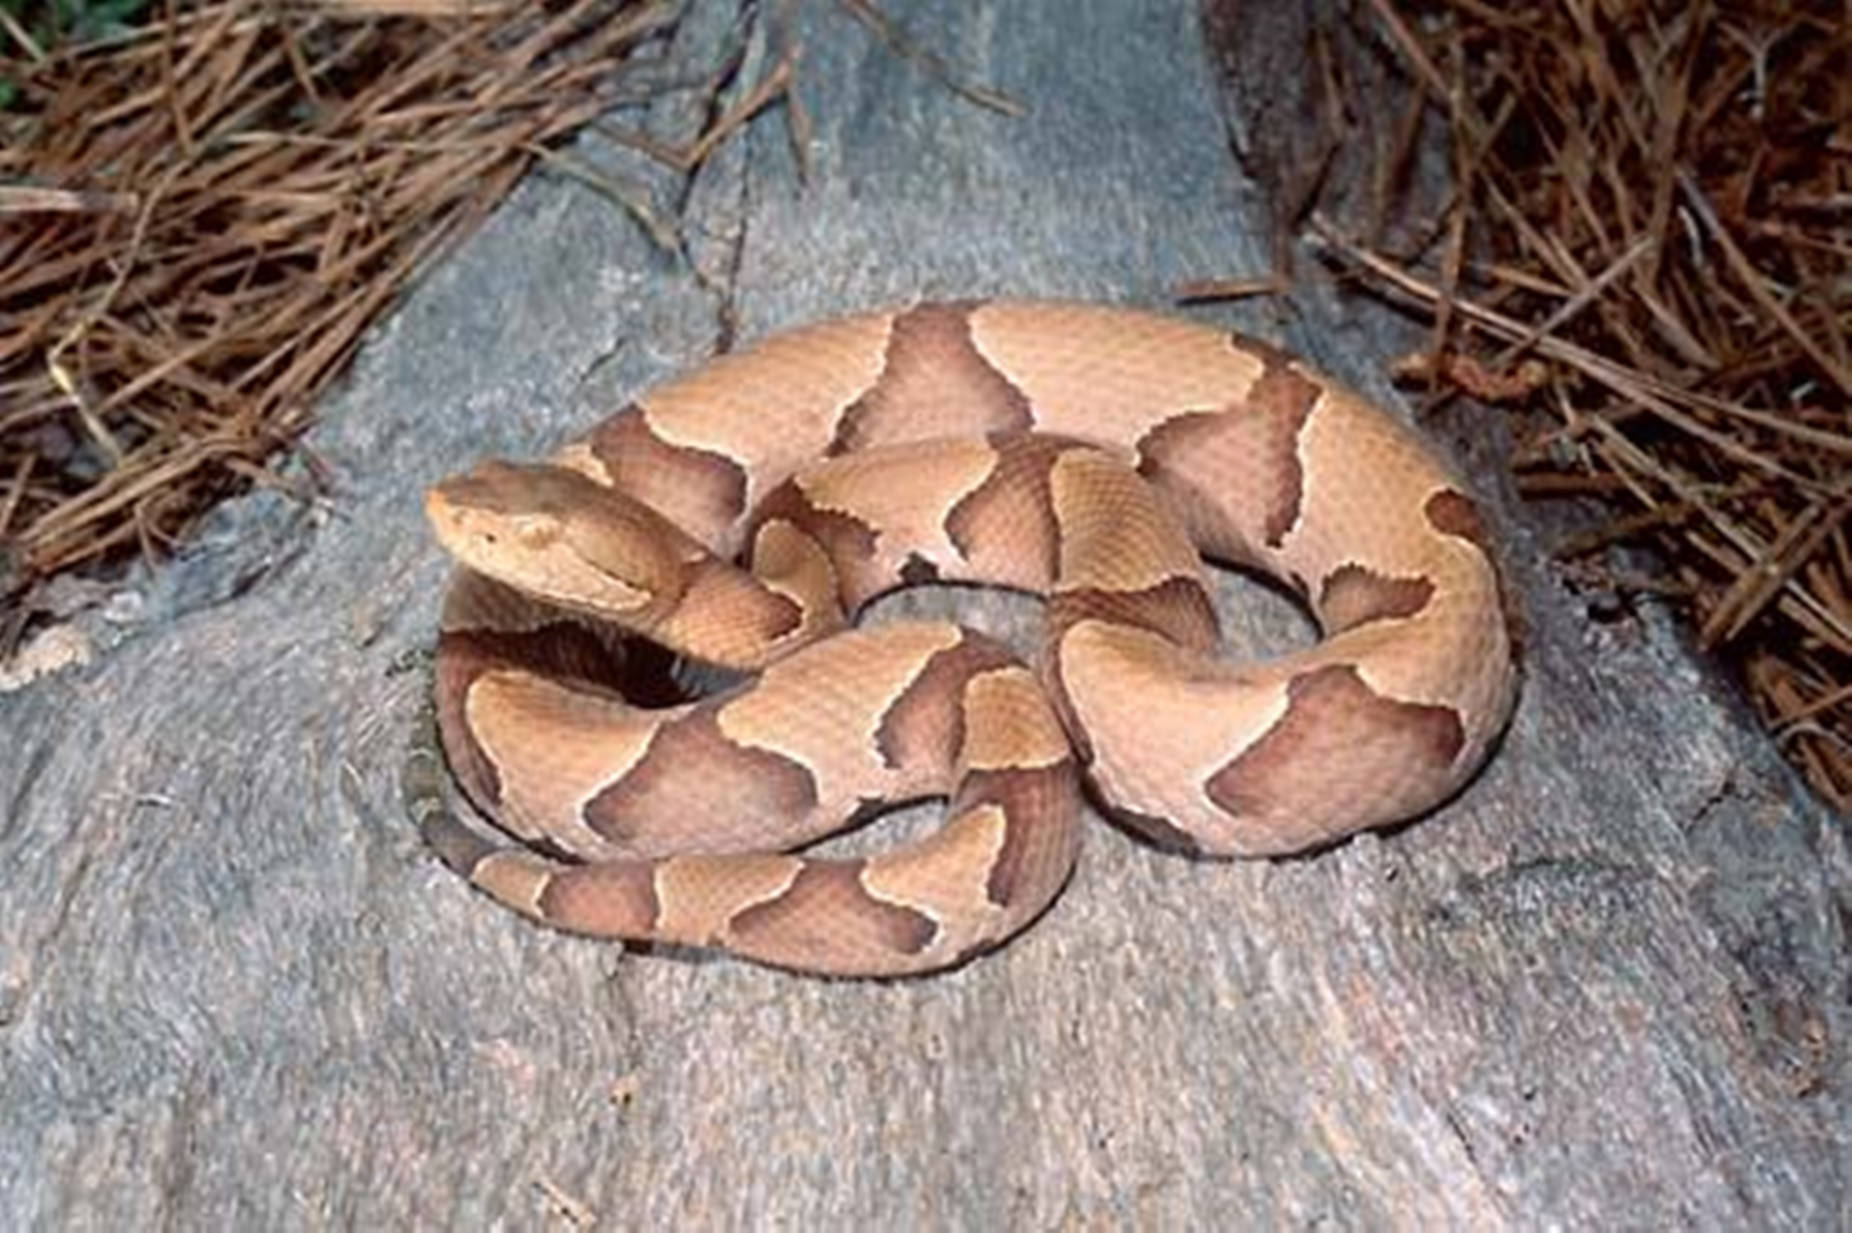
[[1, 0, 1843, 1226]]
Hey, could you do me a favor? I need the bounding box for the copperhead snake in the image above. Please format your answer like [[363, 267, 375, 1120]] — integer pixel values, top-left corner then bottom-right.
[[412, 300, 1520, 976]]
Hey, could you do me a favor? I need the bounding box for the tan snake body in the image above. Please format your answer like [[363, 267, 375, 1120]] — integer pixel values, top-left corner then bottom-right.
[[417, 300, 1520, 976]]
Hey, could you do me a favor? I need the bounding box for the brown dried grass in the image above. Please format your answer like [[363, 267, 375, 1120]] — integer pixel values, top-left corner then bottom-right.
[[0, 0, 690, 629], [1309, 1, 1850, 811]]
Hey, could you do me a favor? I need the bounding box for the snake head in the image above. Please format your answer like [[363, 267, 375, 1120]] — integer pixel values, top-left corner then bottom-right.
[[425, 460, 691, 622]]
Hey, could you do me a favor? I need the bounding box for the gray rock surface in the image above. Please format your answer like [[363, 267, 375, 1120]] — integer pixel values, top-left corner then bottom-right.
[[2, 1, 1844, 1226]]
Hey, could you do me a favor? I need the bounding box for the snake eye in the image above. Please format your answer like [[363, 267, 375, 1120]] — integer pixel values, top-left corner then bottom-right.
[[514, 517, 561, 550]]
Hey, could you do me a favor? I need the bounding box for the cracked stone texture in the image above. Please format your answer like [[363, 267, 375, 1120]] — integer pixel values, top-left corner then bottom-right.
[[2, 0, 1845, 1227]]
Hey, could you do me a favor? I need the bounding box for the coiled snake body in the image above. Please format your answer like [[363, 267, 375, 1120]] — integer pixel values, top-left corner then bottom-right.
[[416, 300, 1519, 976]]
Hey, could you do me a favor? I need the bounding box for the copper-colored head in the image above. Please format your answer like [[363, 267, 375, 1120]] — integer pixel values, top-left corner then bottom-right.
[[425, 461, 688, 620]]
